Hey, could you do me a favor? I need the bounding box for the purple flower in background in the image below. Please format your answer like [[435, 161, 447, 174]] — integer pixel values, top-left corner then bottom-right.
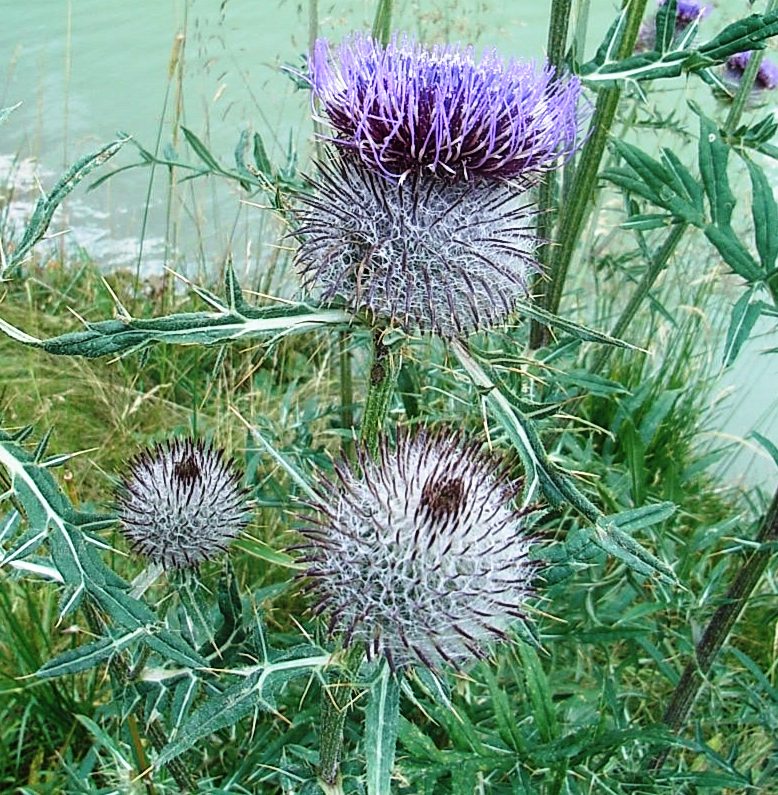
[[293, 158, 540, 337], [636, 0, 711, 52], [662, 0, 712, 30], [724, 51, 778, 91], [308, 34, 583, 181], [297, 429, 540, 671]]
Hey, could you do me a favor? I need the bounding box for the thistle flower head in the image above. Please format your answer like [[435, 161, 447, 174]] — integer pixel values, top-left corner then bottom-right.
[[298, 429, 539, 671], [308, 34, 583, 181], [116, 438, 250, 569], [293, 158, 539, 337], [724, 51, 778, 91]]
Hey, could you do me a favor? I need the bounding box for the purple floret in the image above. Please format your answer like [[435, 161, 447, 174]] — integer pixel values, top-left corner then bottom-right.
[[308, 34, 584, 182], [725, 51, 778, 90]]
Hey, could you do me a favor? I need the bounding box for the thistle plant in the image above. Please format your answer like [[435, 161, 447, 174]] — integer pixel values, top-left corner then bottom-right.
[[299, 429, 539, 671], [1, 1, 778, 793], [293, 158, 540, 337], [308, 34, 582, 181], [116, 437, 250, 569]]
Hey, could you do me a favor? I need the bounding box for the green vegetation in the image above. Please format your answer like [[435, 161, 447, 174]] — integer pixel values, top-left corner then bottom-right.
[[1, 1, 777, 793]]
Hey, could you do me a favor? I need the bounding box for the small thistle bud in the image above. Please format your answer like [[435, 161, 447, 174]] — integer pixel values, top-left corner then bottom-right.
[[298, 429, 540, 671], [308, 34, 583, 181], [293, 158, 540, 337], [116, 438, 250, 569]]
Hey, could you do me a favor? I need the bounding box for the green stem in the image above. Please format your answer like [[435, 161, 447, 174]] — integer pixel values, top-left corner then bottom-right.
[[339, 332, 355, 458], [723, 0, 777, 135], [318, 677, 352, 787], [649, 486, 778, 771], [541, 0, 648, 340], [590, 222, 687, 374], [530, 0, 574, 349], [371, 0, 394, 46], [317, 645, 364, 791], [360, 330, 401, 455]]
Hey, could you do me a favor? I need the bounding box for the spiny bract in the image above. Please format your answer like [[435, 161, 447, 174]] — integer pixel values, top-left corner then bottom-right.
[[308, 33, 583, 181], [298, 429, 540, 671], [293, 157, 540, 337], [116, 438, 250, 569]]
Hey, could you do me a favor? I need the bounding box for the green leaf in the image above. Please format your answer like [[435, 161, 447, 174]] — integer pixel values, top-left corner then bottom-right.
[[516, 643, 557, 743], [181, 126, 222, 172], [751, 432, 778, 469], [608, 502, 676, 533], [514, 301, 638, 349], [698, 11, 778, 63], [745, 158, 778, 273], [156, 648, 329, 768], [37, 629, 145, 679], [253, 132, 272, 177], [0, 303, 351, 359], [723, 287, 764, 366], [7, 138, 127, 273], [593, 520, 676, 583], [654, 0, 677, 54], [704, 225, 762, 282], [364, 664, 401, 795], [698, 114, 735, 228]]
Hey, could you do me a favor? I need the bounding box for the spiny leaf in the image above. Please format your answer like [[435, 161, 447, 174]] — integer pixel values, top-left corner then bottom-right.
[[365, 664, 402, 795]]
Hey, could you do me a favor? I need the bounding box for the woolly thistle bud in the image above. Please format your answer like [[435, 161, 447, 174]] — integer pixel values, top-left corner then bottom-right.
[[636, 0, 711, 53], [298, 429, 540, 671], [308, 34, 583, 181], [116, 438, 250, 569], [293, 157, 540, 337]]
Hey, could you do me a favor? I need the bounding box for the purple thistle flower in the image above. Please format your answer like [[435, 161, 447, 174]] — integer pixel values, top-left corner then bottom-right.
[[724, 51, 778, 91], [293, 157, 540, 337], [298, 429, 540, 671], [661, 0, 712, 29], [308, 34, 583, 182], [636, 0, 711, 52], [116, 438, 250, 569]]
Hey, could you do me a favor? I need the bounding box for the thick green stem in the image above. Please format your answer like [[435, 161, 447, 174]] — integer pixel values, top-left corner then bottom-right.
[[530, 0, 574, 349], [318, 677, 352, 787], [540, 0, 648, 344], [591, 223, 687, 374], [649, 487, 778, 771], [360, 331, 401, 455]]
